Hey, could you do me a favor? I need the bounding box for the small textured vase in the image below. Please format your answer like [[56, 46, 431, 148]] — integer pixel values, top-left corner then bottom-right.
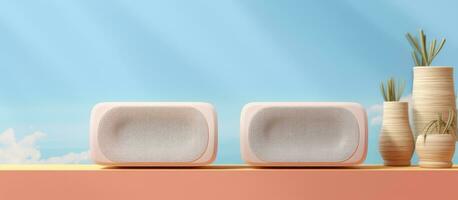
[[412, 66, 456, 138], [416, 134, 455, 168], [379, 102, 414, 166]]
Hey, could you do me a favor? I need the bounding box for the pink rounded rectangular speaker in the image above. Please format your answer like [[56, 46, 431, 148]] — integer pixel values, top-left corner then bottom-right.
[[241, 102, 367, 166], [90, 102, 217, 166]]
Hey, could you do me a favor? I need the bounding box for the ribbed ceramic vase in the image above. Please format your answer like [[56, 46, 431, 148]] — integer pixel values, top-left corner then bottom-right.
[[379, 102, 414, 166], [416, 134, 455, 168], [412, 66, 456, 138]]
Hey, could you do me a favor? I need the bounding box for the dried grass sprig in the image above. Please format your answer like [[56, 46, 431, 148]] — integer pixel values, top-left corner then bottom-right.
[[406, 29, 446, 66], [380, 78, 406, 102], [422, 108, 456, 142]]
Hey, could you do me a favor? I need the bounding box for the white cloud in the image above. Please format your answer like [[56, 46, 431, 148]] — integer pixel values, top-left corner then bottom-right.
[[367, 104, 382, 115], [41, 151, 89, 164], [370, 115, 383, 126], [367, 104, 383, 126], [0, 128, 89, 164]]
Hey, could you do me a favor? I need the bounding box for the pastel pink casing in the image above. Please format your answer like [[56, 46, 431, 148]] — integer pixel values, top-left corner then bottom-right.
[[240, 102, 367, 166], [90, 102, 217, 166]]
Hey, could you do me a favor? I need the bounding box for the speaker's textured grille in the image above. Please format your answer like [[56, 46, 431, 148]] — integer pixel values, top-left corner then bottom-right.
[[249, 107, 359, 162], [98, 106, 209, 163]]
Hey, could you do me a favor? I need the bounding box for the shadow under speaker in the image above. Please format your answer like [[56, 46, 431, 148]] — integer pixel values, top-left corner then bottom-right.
[[240, 102, 367, 166], [90, 102, 217, 166]]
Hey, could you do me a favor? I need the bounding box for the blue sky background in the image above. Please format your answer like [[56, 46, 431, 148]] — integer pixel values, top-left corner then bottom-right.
[[1, 0, 458, 164]]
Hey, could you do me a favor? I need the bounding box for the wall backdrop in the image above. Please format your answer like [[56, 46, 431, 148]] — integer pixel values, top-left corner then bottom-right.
[[1, 0, 458, 164]]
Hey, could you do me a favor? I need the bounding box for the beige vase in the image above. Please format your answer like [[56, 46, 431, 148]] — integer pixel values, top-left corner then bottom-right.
[[416, 134, 455, 168], [379, 102, 414, 166], [412, 66, 456, 138]]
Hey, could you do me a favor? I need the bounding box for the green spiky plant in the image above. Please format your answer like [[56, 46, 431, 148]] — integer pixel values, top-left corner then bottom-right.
[[380, 78, 406, 102], [406, 29, 446, 66], [422, 108, 456, 141]]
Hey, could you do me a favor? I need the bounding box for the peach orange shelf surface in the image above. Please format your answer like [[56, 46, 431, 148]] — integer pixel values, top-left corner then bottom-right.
[[1, 165, 458, 200]]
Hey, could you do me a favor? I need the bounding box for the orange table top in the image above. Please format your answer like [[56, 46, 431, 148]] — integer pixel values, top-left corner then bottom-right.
[[1, 164, 458, 170], [1, 165, 457, 200]]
